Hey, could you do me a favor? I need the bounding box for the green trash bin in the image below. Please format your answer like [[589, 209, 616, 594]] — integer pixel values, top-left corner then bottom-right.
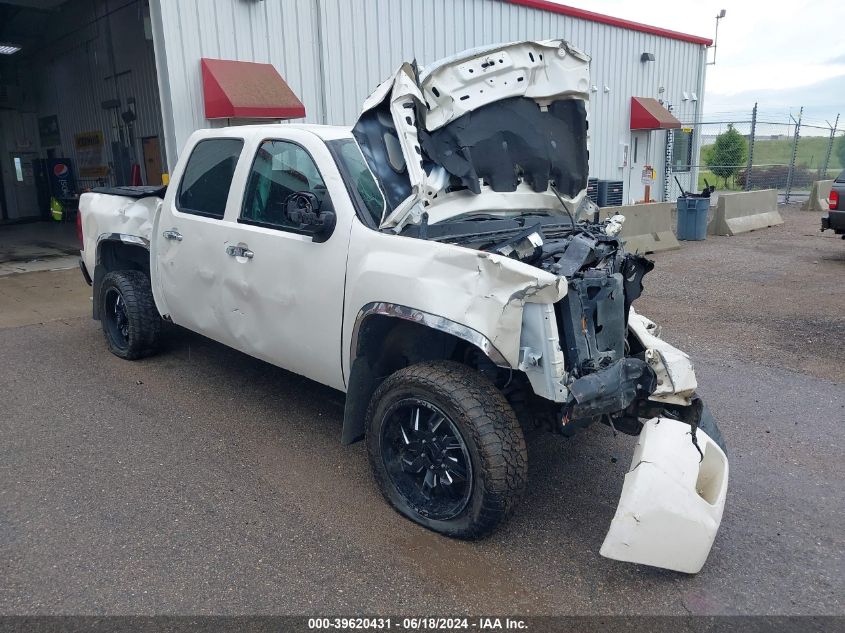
[[676, 196, 710, 240]]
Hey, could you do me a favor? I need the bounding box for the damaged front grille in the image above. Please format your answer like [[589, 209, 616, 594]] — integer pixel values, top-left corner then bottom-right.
[[557, 270, 625, 375], [537, 223, 652, 377], [426, 213, 657, 422], [552, 239, 656, 422], [544, 226, 656, 421], [484, 218, 657, 423]]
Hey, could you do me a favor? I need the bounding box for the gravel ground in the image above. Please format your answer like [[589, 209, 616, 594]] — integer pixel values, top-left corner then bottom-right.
[[0, 205, 843, 616], [638, 204, 845, 382]]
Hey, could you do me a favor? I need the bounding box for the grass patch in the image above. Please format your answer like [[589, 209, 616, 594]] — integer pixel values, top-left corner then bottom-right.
[[753, 137, 841, 169], [693, 137, 843, 190], [697, 169, 741, 191], [700, 137, 842, 171]]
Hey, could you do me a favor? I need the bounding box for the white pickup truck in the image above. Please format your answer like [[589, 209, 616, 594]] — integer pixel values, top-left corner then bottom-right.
[[78, 40, 728, 573]]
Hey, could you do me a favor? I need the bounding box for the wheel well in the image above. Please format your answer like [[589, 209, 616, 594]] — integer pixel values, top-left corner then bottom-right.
[[357, 315, 470, 375], [341, 315, 499, 445], [92, 240, 151, 320]]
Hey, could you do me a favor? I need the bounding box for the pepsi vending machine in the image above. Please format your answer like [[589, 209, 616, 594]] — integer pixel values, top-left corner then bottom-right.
[[46, 158, 77, 200], [34, 158, 78, 220]]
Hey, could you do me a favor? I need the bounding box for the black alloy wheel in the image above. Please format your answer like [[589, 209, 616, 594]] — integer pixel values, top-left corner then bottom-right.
[[98, 270, 161, 360], [380, 398, 473, 521], [103, 287, 130, 352], [366, 361, 528, 539]]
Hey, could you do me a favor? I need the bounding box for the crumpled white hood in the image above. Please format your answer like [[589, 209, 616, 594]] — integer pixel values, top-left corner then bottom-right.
[[352, 39, 592, 231], [419, 39, 591, 130]]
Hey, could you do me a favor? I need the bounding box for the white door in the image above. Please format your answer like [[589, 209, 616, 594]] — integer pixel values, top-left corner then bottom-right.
[[154, 136, 245, 347], [219, 135, 351, 390], [627, 131, 650, 204]]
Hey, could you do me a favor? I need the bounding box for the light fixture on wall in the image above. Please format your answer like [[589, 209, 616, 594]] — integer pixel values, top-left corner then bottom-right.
[[641, 52, 655, 62], [0, 44, 21, 55]]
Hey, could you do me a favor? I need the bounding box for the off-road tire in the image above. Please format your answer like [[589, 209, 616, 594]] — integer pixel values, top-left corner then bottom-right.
[[99, 270, 161, 360], [366, 361, 528, 539]]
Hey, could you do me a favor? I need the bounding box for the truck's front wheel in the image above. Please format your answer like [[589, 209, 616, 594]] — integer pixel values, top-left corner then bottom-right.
[[366, 361, 528, 539], [99, 270, 161, 360]]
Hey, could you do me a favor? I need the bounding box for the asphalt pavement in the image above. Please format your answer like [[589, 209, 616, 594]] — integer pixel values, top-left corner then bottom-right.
[[1, 206, 843, 616]]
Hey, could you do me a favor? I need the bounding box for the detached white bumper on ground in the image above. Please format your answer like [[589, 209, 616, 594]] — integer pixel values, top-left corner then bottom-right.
[[601, 417, 729, 573]]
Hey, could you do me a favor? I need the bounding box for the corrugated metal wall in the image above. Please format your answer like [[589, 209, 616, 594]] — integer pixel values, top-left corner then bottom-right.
[[28, 0, 164, 187], [151, 0, 707, 199], [149, 0, 324, 171]]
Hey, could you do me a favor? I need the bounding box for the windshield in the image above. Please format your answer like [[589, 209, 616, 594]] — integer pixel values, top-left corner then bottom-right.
[[328, 139, 386, 226]]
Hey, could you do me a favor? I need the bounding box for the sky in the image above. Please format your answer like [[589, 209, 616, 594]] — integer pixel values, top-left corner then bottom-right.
[[554, 0, 845, 129]]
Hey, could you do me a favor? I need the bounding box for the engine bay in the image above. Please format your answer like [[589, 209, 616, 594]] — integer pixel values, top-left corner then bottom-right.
[[405, 213, 661, 432]]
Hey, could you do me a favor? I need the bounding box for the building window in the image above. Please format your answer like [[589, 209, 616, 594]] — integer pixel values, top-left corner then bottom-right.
[[671, 128, 693, 173]]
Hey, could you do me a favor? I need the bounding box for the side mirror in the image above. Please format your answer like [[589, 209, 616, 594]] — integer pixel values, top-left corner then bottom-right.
[[285, 191, 336, 243]]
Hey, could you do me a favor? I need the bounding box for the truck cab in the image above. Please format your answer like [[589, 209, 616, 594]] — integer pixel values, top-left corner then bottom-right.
[[153, 125, 356, 390]]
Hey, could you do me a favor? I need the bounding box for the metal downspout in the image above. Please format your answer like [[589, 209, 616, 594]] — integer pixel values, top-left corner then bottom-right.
[[315, 0, 329, 124]]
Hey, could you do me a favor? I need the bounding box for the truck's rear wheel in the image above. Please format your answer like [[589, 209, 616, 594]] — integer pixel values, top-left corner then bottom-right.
[[99, 270, 161, 360], [366, 361, 527, 539]]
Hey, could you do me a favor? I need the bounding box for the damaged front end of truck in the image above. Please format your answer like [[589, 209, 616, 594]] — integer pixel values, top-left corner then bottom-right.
[[351, 39, 728, 573]]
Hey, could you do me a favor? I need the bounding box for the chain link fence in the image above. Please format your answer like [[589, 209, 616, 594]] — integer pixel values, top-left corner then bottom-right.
[[666, 104, 843, 204]]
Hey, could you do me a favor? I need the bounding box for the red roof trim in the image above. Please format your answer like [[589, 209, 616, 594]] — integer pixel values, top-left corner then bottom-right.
[[505, 0, 713, 46]]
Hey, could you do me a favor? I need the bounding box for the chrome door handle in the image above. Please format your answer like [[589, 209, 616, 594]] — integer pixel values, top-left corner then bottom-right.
[[226, 245, 254, 259], [162, 230, 183, 241]]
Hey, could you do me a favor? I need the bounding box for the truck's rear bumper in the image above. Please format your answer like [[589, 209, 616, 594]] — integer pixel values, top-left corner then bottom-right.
[[600, 416, 728, 574]]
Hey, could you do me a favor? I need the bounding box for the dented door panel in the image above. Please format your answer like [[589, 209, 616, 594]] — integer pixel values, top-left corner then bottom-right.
[[219, 221, 350, 391]]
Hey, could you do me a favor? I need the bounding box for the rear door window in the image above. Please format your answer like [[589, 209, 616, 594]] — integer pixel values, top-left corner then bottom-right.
[[176, 138, 244, 218], [836, 170, 845, 183]]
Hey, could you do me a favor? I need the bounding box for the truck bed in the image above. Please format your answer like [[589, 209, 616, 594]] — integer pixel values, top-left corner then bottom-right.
[[78, 190, 164, 282], [92, 185, 167, 199]]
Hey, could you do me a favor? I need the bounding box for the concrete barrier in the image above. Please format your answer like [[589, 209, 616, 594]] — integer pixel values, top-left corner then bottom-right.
[[801, 179, 833, 212], [707, 189, 782, 236], [599, 202, 680, 254]]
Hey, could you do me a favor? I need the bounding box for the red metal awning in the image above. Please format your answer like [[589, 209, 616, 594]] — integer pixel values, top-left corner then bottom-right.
[[201, 58, 306, 120], [630, 97, 681, 130]]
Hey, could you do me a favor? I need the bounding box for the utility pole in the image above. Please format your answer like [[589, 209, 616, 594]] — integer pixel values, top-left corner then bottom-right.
[[707, 10, 727, 65]]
